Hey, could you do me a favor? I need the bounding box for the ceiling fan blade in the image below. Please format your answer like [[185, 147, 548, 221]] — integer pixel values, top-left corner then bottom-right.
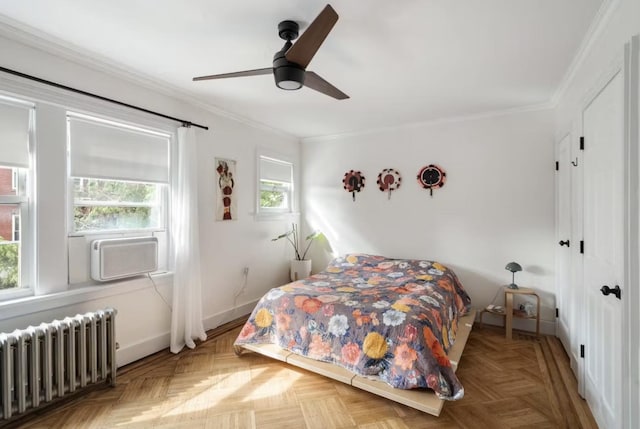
[[304, 71, 349, 100], [193, 68, 272, 81], [285, 4, 338, 68]]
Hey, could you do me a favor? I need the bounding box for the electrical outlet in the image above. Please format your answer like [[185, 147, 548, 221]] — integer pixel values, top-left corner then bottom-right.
[[243, 266, 249, 275]]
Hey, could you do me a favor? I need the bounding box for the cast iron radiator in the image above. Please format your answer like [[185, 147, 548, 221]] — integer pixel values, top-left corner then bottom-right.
[[0, 308, 117, 420]]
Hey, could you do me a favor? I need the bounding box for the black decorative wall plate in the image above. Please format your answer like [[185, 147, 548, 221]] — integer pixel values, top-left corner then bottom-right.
[[417, 164, 446, 197]]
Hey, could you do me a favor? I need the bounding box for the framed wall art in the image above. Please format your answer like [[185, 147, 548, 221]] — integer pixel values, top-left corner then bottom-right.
[[215, 158, 237, 220]]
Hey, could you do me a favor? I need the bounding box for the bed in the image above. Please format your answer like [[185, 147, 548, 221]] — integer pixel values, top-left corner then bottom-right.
[[233, 254, 474, 416]]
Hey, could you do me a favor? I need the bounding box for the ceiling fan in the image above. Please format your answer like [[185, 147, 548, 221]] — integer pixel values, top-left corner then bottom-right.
[[193, 4, 348, 100]]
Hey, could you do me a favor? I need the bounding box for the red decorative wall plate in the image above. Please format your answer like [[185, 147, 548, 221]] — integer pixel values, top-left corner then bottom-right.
[[343, 170, 365, 201], [376, 168, 402, 199]]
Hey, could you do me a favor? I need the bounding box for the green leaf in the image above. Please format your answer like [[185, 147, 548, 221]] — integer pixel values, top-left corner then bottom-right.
[[271, 230, 294, 241], [305, 231, 320, 241]]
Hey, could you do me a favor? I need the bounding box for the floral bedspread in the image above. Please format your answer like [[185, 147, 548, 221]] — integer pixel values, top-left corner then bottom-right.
[[234, 254, 472, 400]]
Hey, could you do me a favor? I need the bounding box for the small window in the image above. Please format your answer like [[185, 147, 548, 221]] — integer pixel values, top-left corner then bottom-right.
[[258, 155, 293, 216]]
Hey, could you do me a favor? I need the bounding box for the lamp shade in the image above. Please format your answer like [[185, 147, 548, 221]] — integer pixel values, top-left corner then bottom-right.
[[505, 262, 522, 273], [505, 261, 522, 289]]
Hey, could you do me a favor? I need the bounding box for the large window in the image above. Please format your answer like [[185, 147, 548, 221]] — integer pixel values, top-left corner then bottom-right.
[[0, 98, 32, 291], [258, 155, 293, 216], [67, 113, 169, 234]]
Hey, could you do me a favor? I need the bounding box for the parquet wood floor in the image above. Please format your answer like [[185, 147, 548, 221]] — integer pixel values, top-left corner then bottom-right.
[[4, 318, 597, 429]]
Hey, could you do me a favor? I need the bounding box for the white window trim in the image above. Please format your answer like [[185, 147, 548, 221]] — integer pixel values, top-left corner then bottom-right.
[[0, 81, 178, 300], [0, 271, 173, 322], [255, 150, 296, 221]]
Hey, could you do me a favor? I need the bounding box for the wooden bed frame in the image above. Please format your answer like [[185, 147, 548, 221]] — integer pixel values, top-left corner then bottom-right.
[[234, 309, 476, 417]]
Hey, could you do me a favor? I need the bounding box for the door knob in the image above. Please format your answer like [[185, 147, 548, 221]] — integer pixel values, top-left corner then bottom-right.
[[559, 240, 570, 247], [600, 285, 621, 300]]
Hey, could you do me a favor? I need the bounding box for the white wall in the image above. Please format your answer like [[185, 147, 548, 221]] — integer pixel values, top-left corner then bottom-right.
[[301, 109, 556, 333], [0, 33, 300, 365]]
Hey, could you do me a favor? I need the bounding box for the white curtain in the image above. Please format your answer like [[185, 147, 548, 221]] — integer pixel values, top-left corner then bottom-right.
[[170, 126, 207, 353]]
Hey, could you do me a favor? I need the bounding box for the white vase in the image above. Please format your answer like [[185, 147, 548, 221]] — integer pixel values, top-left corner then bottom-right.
[[290, 259, 312, 281]]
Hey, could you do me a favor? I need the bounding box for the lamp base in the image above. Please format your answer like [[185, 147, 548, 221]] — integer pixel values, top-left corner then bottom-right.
[[507, 283, 519, 289]]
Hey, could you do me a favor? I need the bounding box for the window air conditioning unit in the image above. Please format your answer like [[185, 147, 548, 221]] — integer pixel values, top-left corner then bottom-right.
[[91, 237, 158, 282]]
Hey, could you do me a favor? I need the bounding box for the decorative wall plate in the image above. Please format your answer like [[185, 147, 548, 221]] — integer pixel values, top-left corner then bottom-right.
[[417, 164, 446, 197], [343, 170, 365, 201], [376, 168, 402, 200]]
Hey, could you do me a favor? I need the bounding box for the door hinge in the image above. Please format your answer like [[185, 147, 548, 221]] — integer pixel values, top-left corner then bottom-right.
[[555, 308, 559, 318], [580, 240, 584, 254], [555, 161, 559, 171], [580, 344, 585, 358], [580, 136, 584, 150]]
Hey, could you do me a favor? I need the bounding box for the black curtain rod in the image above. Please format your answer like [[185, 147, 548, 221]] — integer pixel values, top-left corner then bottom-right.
[[0, 66, 209, 130]]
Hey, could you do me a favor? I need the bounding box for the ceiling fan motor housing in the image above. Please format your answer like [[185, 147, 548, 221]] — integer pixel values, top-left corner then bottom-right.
[[273, 43, 305, 90], [278, 20, 299, 41]]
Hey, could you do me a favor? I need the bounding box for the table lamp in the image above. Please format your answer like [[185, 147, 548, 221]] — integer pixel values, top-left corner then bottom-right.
[[505, 262, 522, 289]]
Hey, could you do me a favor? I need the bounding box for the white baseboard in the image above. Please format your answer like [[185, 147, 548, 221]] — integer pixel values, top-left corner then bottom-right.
[[116, 331, 170, 367], [203, 299, 258, 331], [115, 299, 258, 368]]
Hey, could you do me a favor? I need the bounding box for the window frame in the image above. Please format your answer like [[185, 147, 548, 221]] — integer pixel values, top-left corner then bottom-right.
[[0, 96, 34, 299], [66, 113, 171, 237], [256, 151, 295, 220]]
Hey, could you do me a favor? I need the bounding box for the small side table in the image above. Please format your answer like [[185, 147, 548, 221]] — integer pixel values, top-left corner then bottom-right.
[[504, 287, 540, 340]]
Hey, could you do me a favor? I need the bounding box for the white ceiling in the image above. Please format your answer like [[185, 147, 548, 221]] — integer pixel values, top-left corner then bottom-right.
[[0, 0, 604, 138]]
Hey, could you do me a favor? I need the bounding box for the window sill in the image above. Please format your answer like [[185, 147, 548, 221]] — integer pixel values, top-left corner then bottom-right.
[[0, 287, 33, 302], [254, 211, 300, 222], [0, 272, 173, 322], [68, 228, 166, 238]]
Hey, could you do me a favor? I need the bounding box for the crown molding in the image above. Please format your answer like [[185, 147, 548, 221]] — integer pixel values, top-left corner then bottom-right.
[[0, 14, 296, 140], [550, 0, 620, 107], [301, 101, 554, 144]]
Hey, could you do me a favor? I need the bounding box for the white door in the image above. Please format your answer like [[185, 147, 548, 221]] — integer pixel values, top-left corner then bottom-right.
[[583, 70, 624, 429], [556, 134, 572, 353]]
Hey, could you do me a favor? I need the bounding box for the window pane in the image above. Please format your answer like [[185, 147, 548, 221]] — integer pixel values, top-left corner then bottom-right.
[[74, 177, 157, 203], [73, 178, 163, 232], [0, 166, 18, 196], [260, 180, 290, 209], [0, 204, 20, 289]]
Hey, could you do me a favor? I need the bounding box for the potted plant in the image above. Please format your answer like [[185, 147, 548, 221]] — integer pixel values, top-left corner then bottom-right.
[[272, 223, 320, 281]]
